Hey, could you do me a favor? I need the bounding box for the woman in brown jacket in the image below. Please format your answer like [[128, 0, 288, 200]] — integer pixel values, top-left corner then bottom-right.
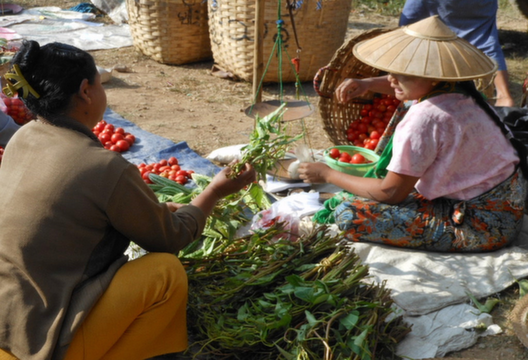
[[0, 41, 256, 360]]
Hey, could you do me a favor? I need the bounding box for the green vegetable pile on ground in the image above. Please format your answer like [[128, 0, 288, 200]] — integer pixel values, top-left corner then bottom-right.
[[180, 226, 410, 360], [143, 105, 410, 359]]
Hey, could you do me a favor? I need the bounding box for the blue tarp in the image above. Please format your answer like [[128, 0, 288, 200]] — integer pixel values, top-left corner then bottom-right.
[[103, 107, 221, 178]]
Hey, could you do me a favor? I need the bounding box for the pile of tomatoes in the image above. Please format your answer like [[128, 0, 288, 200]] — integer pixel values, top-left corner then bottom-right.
[[328, 148, 371, 165], [92, 120, 136, 152], [2, 96, 35, 125], [137, 157, 195, 185], [345, 94, 400, 150]]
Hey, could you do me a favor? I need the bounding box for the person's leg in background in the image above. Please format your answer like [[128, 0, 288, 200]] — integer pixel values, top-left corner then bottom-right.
[[64, 252, 188, 360], [494, 69, 515, 106]]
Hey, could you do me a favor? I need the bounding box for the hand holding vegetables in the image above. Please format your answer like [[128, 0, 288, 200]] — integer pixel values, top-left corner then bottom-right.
[[190, 163, 256, 217]]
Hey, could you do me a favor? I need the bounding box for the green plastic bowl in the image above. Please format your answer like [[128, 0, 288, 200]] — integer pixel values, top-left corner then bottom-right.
[[324, 145, 380, 177]]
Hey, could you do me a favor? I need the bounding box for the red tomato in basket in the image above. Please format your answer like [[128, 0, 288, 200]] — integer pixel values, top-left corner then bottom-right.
[[329, 148, 340, 159], [351, 154, 366, 164]]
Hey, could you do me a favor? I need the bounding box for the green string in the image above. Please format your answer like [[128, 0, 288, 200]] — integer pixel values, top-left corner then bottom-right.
[[277, 0, 284, 102]]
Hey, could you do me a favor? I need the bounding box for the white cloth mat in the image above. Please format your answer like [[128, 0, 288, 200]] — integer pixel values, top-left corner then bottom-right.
[[300, 215, 528, 358]]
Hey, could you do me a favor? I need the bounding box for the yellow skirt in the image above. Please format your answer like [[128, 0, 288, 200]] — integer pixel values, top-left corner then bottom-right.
[[1, 252, 188, 360]]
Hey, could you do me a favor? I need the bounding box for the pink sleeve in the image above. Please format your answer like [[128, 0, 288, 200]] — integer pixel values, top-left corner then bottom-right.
[[387, 105, 440, 177]]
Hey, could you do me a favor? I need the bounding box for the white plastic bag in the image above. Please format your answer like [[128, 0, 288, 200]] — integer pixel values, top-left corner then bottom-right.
[[251, 192, 323, 242]]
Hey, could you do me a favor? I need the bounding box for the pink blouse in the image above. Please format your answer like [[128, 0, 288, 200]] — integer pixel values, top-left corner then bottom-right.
[[386, 93, 519, 200]]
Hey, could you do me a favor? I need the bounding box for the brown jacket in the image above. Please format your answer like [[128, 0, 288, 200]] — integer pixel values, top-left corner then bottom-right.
[[0, 118, 206, 360]]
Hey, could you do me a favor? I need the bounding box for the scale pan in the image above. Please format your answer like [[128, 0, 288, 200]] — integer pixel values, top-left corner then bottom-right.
[[245, 100, 314, 121]]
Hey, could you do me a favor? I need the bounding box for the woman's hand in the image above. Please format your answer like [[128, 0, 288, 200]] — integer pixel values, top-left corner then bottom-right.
[[208, 163, 257, 199], [297, 162, 332, 184], [335, 78, 369, 104]]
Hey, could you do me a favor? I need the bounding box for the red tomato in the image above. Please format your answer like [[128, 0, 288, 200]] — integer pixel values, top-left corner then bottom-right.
[[175, 175, 187, 184], [329, 148, 340, 159], [99, 132, 112, 144], [115, 127, 125, 134], [116, 140, 130, 152], [347, 132, 358, 142], [171, 164, 181, 171], [104, 123, 115, 132], [176, 170, 189, 177], [142, 171, 152, 180], [361, 116, 372, 124], [360, 109, 369, 117], [369, 131, 381, 140], [339, 152, 351, 162], [94, 122, 105, 132], [124, 134, 136, 145], [377, 104, 387, 112], [363, 104, 373, 111], [351, 153, 366, 164], [168, 156, 178, 166], [365, 142, 376, 150], [110, 145, 121, 152], [111, 133, 125, 144], [158, 159, 168, 166], [357, 123, 368, 134], [353, 139, 364, 147]]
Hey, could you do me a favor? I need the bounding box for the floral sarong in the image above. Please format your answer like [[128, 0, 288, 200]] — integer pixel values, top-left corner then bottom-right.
[[334, 168, 526, 252]]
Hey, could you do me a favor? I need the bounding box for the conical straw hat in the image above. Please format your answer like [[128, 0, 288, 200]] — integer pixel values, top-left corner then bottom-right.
[[352, 15, 498, 81]]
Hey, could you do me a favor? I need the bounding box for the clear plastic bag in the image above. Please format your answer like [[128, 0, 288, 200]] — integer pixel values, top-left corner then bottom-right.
[[250, 192, 322, 242]]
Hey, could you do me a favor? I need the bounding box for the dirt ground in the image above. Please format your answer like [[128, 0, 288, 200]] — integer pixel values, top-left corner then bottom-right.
[[17, 0, 528, 358]]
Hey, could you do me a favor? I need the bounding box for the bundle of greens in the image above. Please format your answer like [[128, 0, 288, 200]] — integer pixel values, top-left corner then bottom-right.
[[147, 173, 272, 257], [230, 104, 303, 180], [146, 161, 409, 360], [182, 226, 410, 360]]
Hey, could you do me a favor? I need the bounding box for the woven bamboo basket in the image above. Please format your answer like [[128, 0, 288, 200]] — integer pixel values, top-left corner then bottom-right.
[[126, 0, 212, 65], [315, 27, 394, 145], [315, 27, 497, 145], [207, 0, 351, 83]]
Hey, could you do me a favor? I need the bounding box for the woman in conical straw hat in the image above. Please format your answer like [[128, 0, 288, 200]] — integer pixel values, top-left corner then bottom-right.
[[299, 15, 528, 252]]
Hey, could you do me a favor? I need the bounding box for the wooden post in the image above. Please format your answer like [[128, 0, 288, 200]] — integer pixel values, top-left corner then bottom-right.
[[252, 0, 265, 104]]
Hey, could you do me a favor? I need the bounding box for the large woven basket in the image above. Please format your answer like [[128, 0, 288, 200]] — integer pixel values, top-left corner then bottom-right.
[[315, 27, 394, 145], [126, 0, 212, 65], [315, 27, 497, 145], [208, 0, 352, 83]]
